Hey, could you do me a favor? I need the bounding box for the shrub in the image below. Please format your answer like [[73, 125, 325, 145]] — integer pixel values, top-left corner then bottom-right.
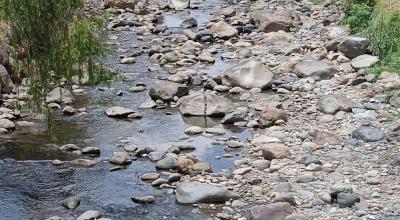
[[343, 0, 376, 14], [342, 3, 373, 34], [364, 10, 400, 57], [0, 0, 107, 111]]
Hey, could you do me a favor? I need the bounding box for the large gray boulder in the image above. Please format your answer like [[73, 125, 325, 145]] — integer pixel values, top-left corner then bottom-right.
[[149, 81, 189, 102], [250, 202, 293, 220], [317, 94, 353, 114], [250, 9, 294, 33], [176, 182, 240, 204], [178, 93, 233, 117], [46, 87, 75, 104], [294, 60, 338, 81], [338, 37, 370, 59], [209, 21, 238, 39], [222, 60, 274, 89], [104, 0, 136, 9], [0, 64, 13, 93]]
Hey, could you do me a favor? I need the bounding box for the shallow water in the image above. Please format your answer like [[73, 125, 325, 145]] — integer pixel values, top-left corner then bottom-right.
[[0, 1, 250, 219]]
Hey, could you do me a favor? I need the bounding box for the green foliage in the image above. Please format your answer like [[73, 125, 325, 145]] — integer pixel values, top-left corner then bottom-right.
[[343, 0, 376, 14], [341, 3, 373, 34], [364, 10, 400, 57], [0, 0, 109, 112]]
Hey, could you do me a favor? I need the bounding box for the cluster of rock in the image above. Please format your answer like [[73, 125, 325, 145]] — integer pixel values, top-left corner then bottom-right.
[[45, 0, 400, 219]]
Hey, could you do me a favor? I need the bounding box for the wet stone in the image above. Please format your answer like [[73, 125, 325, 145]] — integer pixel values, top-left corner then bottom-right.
[[62, 196, 80, 209], [131, 195, 155, 204]]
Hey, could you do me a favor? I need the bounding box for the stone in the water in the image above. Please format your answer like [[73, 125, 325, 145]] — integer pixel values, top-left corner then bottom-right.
[[151, 178, 168, 187], [76, 210, 102, 220], [250, 202, 293, 220], [156, 157, 178, 169], [60, 144, 79, 152], [181, 17, 197, 28], [294, 60, 338, 81], [120, 57, 136, 64], [129, 86, 146, 92], [149, 81, 189, 102], [81, 147, 100, 155], [178, 93, 233, 117], [70, 159, 96, 167], [62, 106, 75, 115], [176, 182, 240, 204], [350, 54, 379, 70], [52, 159, 64, 166], [148, 151, 164, 161], [222, 60, 274, 89], [110, 152, 132, 165], [139, 100, 157, 109], [317, 94, 353, 114], [338, 37, 370, 58], [352, 126, 384, 142], [131, 195, 156, 204], [226, 140, 243, 148], [105, 106, 134, 118], [46, 87, 75, 104], [204, 127, 225, 135], [184, 126, 203, 135], [62, 196, 80, 209], [141, 173, 160, 181]]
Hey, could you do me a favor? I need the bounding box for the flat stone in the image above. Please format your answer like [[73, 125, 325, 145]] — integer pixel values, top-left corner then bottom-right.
[[233, 167, 252, 175], [105, 107, 134, 118], [176, 182, 240, 204], [70, 159, 96, 167], [131, 195, 155, 204], [352, 126, 384, 142], [141, 173, 160, 181], [250, 202, 293, 220], [155, 157, 178, 169], [351, 55, 379, 70], [184, 126, 203, 135]]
